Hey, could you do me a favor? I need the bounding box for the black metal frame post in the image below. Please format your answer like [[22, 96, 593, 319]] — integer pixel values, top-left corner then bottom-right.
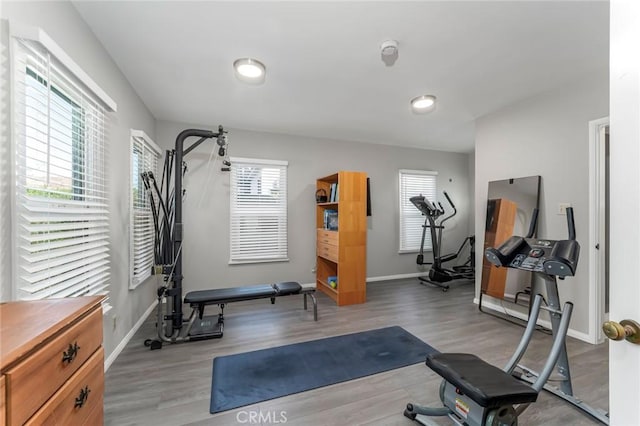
[[171, 127, 225, 331]]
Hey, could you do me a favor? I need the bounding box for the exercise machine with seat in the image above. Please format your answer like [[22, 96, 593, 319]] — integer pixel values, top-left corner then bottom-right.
[[404, 207, 609, 425], [411, 191, 475, 291]]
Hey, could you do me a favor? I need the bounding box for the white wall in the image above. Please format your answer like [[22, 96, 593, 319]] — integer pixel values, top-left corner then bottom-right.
[[1, 1, 157, 361], [467, 152, 475, 236], [475, 76, 609, 340], [156, 120, 473, 291]]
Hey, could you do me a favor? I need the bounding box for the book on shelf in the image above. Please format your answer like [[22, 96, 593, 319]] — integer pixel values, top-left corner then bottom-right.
[[329, 182, 339, 203], [329, 183, 339, 203], [324, 209, 338, 230]]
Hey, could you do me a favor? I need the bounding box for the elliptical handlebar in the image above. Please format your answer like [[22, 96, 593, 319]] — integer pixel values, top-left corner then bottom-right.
[[410, 192, 460, 223], [423, 197, 436, 213], [440, 191, 457, 226], [410, 195, 436, 217], [443, 191, 456, 211], [566, 207, 576, 241]]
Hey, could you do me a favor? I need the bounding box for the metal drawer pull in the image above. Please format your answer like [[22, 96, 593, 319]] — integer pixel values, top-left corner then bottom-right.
[[74, 386, 91, 408], [62, 342, 81, 363]]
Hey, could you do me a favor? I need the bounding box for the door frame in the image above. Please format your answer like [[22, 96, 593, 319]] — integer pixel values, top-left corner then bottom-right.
[[588, 116, 609, 344]]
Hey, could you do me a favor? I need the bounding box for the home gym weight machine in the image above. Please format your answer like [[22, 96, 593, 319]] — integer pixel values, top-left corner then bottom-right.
[[411, 191, 475, 291], [404, 207, 609, 425], [142, 128, 316, 350], [142, 128, 231, 349]]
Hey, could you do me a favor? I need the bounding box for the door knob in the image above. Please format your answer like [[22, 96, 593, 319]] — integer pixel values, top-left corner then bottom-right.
[[602, 319, 640, 344]]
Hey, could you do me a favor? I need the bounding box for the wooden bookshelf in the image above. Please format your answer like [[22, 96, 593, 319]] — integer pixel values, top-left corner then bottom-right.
[[316, 171, 367, 306]]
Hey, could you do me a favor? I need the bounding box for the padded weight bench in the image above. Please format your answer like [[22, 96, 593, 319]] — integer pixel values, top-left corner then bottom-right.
[[426, 353, 538, 408], [182, 282, 317, 340]]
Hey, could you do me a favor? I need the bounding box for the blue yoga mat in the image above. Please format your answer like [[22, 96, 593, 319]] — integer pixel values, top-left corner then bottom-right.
[[210, 326, 437, 413]]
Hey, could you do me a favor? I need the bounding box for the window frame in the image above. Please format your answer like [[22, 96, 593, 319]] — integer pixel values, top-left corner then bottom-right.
[[398, 169, 438, 254], [228, 157, 289, 264], [10, 24, 116, 306], [129, 129, 161, 289]]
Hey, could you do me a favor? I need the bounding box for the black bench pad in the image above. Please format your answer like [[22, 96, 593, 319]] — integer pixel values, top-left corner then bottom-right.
[[184, 282, 303, 305], [426, 353, 538, 408], [274, 281, 302, 295]]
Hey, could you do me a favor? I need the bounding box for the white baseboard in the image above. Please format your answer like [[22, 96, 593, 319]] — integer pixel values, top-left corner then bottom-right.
[[105, 300, 157, 372], [366, 272, 427, 282], [474, 297, 592, 343], [304, 273, 426, 288]]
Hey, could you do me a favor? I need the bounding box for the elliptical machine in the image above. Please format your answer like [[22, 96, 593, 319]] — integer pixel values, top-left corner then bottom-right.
[[411, 191, 475, 291], [404, 207, 609, 425]]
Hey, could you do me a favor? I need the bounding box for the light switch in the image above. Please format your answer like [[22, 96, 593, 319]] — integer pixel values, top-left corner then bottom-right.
[[558, 203, 571, 215]]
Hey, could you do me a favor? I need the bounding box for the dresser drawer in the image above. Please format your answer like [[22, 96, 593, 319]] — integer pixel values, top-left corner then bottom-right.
[[26, 347, 104, 426], [5, 307, 103, 425], [317, 242, 339, 262], [317, 229, 339, 246]]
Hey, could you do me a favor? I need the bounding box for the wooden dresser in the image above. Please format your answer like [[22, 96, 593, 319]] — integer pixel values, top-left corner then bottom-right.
[[0, 296, 105, 425]]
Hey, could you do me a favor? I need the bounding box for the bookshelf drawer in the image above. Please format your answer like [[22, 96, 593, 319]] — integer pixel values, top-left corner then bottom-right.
[[317, 242, 338, 262], [317, 229, 339, 246]]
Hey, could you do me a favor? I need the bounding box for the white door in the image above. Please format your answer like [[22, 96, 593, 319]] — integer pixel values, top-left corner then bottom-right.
[[609, 1, 640, 424]]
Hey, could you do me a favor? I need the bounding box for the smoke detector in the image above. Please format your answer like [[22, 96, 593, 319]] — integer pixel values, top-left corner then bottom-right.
[[380, 40, 399, 66]]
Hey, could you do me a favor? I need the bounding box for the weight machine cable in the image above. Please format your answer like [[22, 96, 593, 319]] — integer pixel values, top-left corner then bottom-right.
[[197, 142, 221, 208]]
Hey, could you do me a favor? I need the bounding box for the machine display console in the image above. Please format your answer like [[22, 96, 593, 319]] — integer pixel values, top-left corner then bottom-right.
[[485, 209, 580, 278], [506, 239, 563, 273]]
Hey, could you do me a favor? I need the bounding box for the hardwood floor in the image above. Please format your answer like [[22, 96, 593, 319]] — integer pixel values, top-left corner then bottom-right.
[[104, 280, 608, 425]]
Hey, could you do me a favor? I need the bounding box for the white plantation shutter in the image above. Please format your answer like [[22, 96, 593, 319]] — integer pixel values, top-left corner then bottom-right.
[[229, 158, 288, 263], [12, 36, 113, 306], [130, 130, 160, 289], [399, 169, 438, 252]]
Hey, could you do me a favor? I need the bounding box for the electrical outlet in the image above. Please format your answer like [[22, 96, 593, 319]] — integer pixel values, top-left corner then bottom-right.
[[112, 315, 117, 330], [558, 203, 571, 215], [311, 266, 317, 273]]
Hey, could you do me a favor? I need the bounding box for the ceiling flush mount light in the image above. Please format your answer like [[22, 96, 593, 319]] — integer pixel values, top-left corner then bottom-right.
[[233, 58, 266, 84], [411, 95, 437, 114]]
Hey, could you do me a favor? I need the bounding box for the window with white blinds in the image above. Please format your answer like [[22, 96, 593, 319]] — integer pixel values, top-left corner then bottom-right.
[[229, 158, 288, 263], [130, 130, 161, 289], [399, 169, 438, 252], [12, 37, 111, 304]]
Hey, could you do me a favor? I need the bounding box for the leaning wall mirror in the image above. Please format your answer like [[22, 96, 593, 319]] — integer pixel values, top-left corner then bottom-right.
[[480, 175, 541, 310]]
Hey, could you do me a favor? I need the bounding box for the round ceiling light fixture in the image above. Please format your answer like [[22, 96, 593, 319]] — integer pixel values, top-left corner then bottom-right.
[[233, 58, 266, 84], [410, 95, 437, 114]]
